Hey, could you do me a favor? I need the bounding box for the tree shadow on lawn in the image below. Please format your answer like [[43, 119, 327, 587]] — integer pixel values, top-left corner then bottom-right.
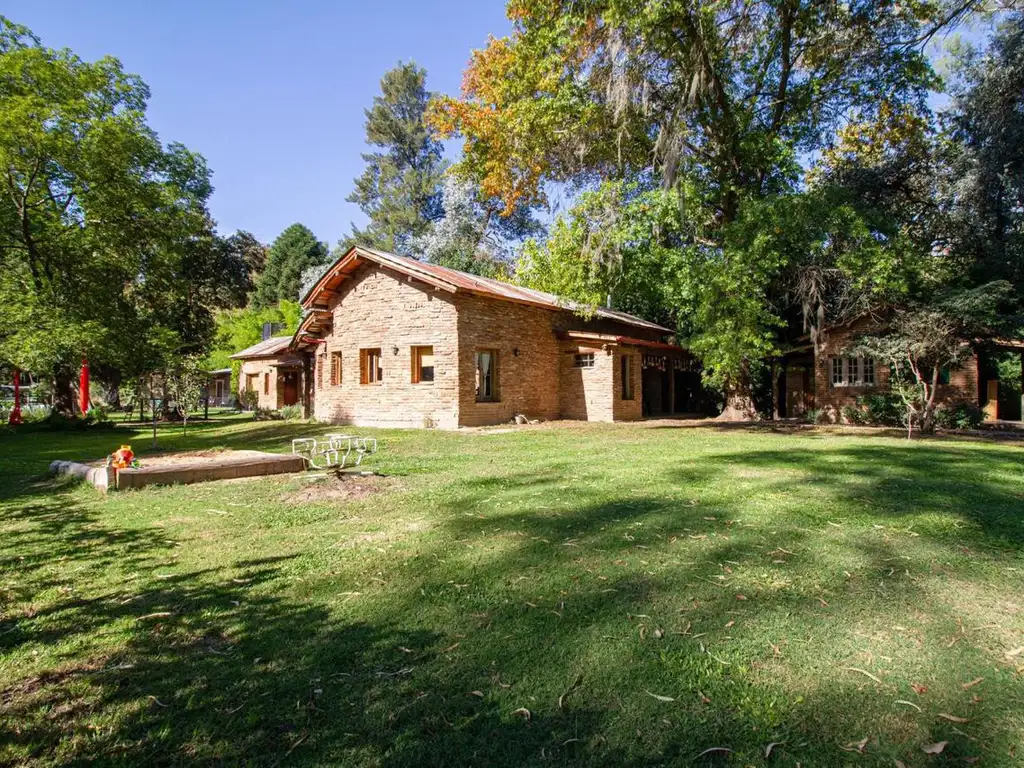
[[3, 444, 1022, 765], [684, 442, 1024, 549]]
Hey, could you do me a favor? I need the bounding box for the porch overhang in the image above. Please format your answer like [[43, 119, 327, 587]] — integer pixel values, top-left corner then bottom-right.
[[558, 330, 684, 353]]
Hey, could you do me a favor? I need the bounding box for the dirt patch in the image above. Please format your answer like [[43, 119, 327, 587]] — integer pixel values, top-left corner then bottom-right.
[[85, 449, 268, 469], [281, 472, 392, 504]]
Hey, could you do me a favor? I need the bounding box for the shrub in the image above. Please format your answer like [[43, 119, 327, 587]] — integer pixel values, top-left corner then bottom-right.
[[278, 404, 302, 420], [934, 402, 983, 430], [252, 406, 279, 421], [239, 389, 259, 411], [803, 408, 820, 424], [855, 393, 904, 427], [841, 405, 868, 425]]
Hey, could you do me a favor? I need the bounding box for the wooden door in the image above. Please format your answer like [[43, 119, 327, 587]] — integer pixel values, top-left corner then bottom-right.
[[281, 372, 299, 406]]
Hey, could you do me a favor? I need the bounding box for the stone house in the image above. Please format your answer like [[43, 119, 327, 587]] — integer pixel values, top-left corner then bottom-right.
[[231, 336, 305, 411], [289, 246, 699, 428], [774, 315, 1023, 422]]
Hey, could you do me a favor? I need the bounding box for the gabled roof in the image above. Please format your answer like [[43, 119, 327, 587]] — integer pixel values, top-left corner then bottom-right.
[[301, 246, 673, 334], [230, 336, 293, 360]]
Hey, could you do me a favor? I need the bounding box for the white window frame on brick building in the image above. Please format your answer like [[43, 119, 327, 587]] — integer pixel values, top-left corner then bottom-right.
[[829, 356, 875, 387], [574, 353, 595, 368], [360, 348, 383, 385], [411, 346, 434, 384], [476, 350, 498, 402]]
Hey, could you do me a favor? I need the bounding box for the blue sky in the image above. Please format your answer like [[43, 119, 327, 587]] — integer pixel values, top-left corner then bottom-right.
[[5, 1, 512, 246]]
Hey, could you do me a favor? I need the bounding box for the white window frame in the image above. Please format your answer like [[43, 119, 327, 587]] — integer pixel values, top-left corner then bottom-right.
[[830, 356, 876, 387]]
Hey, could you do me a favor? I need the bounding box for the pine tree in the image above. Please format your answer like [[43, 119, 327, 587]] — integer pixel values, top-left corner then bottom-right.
[[255, 223, 329, 307], [342, 62, 446, 256]]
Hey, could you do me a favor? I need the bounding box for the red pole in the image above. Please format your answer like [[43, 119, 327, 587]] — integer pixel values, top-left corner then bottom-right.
[[9, 369, 22, 425], [79, 359, 90, 415]]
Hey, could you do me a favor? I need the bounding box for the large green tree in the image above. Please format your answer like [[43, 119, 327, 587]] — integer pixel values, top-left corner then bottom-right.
[[342, 62, 447, 256], [940, 14, 1024, 296], [254, 223, 329, 307], [0, 17, 239, 415], [432, 0, 988, 417], [414, 175, 544, 277]]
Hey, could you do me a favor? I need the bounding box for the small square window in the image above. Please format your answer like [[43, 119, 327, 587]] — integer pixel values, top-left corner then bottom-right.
[[574, 353, 595, 368], [863, 357, 875, 385], [360, 348, 382, 384], [412, 346, 434, 383], [620, 354, 634, 400], [330, 351, 342, 386], [476, 350, 498, 402]]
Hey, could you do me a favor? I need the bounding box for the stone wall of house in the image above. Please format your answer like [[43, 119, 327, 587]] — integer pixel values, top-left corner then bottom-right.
[[612, 347, 643, 421], [238, 359, 279, 410], [454, 294, 561, 426], [313, 264, 461, 428], [813, 319, 979, 421], [559, 341, 616, 421]]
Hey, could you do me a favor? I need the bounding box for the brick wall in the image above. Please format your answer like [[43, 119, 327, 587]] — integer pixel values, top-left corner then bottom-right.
[[612, 347, 643, 421], [239, 360, 279, 410], [559, 342, 616, 421], [455, 294, 561, 426], [313, 264, 461, 428]]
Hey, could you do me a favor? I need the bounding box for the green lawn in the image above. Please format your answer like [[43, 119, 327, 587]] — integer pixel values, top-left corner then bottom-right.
[[1, 417, 1022, 766]]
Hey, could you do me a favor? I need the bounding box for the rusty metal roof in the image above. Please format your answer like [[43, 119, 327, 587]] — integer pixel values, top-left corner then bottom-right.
[[230, 336, 293, 359], [302, 246, 673, 333]]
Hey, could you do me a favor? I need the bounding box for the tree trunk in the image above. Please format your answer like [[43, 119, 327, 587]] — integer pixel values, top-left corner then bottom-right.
[[53, 365, 77, 418], [716, 364, 761, 421]]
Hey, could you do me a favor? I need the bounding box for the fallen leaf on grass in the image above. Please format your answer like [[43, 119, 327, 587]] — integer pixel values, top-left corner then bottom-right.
[[841, 737, 870, 754], [961, 677, 984, 690], [921, 741, 947, 755], [558, 674, 583, 710], [911, 683, 928, 694], [696, 747, 732, 758], [764, 741, 784, 757], [735, 594, 747, 601], [843, 667, 883, 684], [645, 691, 675, 702], [724, 620, 735, 629], [1004, 646, 1024, 659], [937, 712, 969, 723], [895, 700, 922, 712], [469, 691, 484, 698], [512, 707, 531, 720]]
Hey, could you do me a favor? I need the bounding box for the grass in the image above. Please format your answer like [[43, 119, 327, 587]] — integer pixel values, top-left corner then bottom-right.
[[1, 416, 1022, 766]]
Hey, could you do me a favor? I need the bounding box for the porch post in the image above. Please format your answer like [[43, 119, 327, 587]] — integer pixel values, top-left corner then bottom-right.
[[771, 361, 779, 420], [302, 354, 313, 419], [668, 357, 676, 415], [1020, 351, 1023, 423]]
